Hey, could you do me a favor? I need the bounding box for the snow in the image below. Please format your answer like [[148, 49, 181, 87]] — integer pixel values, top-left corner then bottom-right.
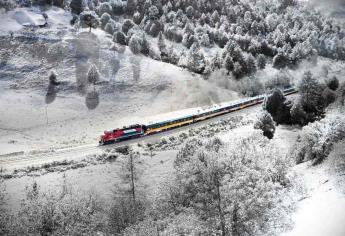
[[0, 7, 72, 34], [284, 161, 345, 236]]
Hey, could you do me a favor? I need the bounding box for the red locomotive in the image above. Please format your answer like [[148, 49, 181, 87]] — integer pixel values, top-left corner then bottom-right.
[[99, 124, 146, 145]]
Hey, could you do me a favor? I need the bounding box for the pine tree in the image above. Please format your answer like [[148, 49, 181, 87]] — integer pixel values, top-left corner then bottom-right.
[[129, 34, 142, 54], [257, 54, 266, 69], [224, 53, 234, 73], [299, 71, 324, 114], [187, 41, 205, 74], [87, 64, 100, 87], [141, 34, 150, 56], [158, 31, 168, 60]]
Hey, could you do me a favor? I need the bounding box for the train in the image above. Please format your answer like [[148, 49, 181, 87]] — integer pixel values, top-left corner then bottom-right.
[[99, 87, 297, 145]]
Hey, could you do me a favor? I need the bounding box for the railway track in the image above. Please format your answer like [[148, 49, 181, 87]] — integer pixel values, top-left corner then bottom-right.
[[0, 92, 297, 170]]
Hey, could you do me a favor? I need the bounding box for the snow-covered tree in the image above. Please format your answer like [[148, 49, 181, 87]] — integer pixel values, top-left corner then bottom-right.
[[299, 71, 324, 114], [126, 0, 136, 15], [100, 12, 111, 29], [273, 50, 290, 69], [129, 34, 142, 54], [158, 31, 168, 60], [79, 10, 99, 32], [327, 76, 339, 91], [148, 5, 159, 20], [140, 34, 150, 56], [87, 64, 100, 86], [254, 111, 276, 139], [200, 33, 210, 47], [122, 19, 135, 35], [70, 0, 84, 15], [185, 6, 194, 19], [264, 88, 292, 124], [113, 31, 127, 45], [98, 2, 112, 16], [48, 70, 59, 85], [224, 53, 234, 74], [187, 41, 205, 74], [105, 22, 115, 35], [257, 54, 266, 70]]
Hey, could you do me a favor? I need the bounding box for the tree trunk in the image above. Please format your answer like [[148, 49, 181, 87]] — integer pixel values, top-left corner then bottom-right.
[[232, 201, 239, 236], [215, 175, 226, 236]]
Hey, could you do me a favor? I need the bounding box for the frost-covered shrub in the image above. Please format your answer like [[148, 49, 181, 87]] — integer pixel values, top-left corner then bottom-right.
[[292, 116, 345, 164], [9, 181, 105, 235]]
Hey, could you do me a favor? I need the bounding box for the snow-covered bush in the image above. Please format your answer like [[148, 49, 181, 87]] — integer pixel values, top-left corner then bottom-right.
[[8, 181, 105, 235], [293, 116, 345, 164]]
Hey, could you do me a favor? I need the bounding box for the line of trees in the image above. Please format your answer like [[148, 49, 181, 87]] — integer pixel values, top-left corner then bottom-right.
[[0, 134, 296, 235]]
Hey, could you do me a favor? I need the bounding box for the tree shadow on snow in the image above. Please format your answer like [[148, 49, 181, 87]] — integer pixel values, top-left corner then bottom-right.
[[75, 32, 100, 95], [130, 56, 141, 81], [45, 83, 58, 104], [85, 89, 100, 110]]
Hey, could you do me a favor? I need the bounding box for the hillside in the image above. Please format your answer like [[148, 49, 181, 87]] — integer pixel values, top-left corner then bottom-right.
[[0, 0, 345, 235]]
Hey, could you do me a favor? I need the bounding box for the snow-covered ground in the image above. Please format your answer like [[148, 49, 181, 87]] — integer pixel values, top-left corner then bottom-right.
[[284, 141, 345, 236]]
